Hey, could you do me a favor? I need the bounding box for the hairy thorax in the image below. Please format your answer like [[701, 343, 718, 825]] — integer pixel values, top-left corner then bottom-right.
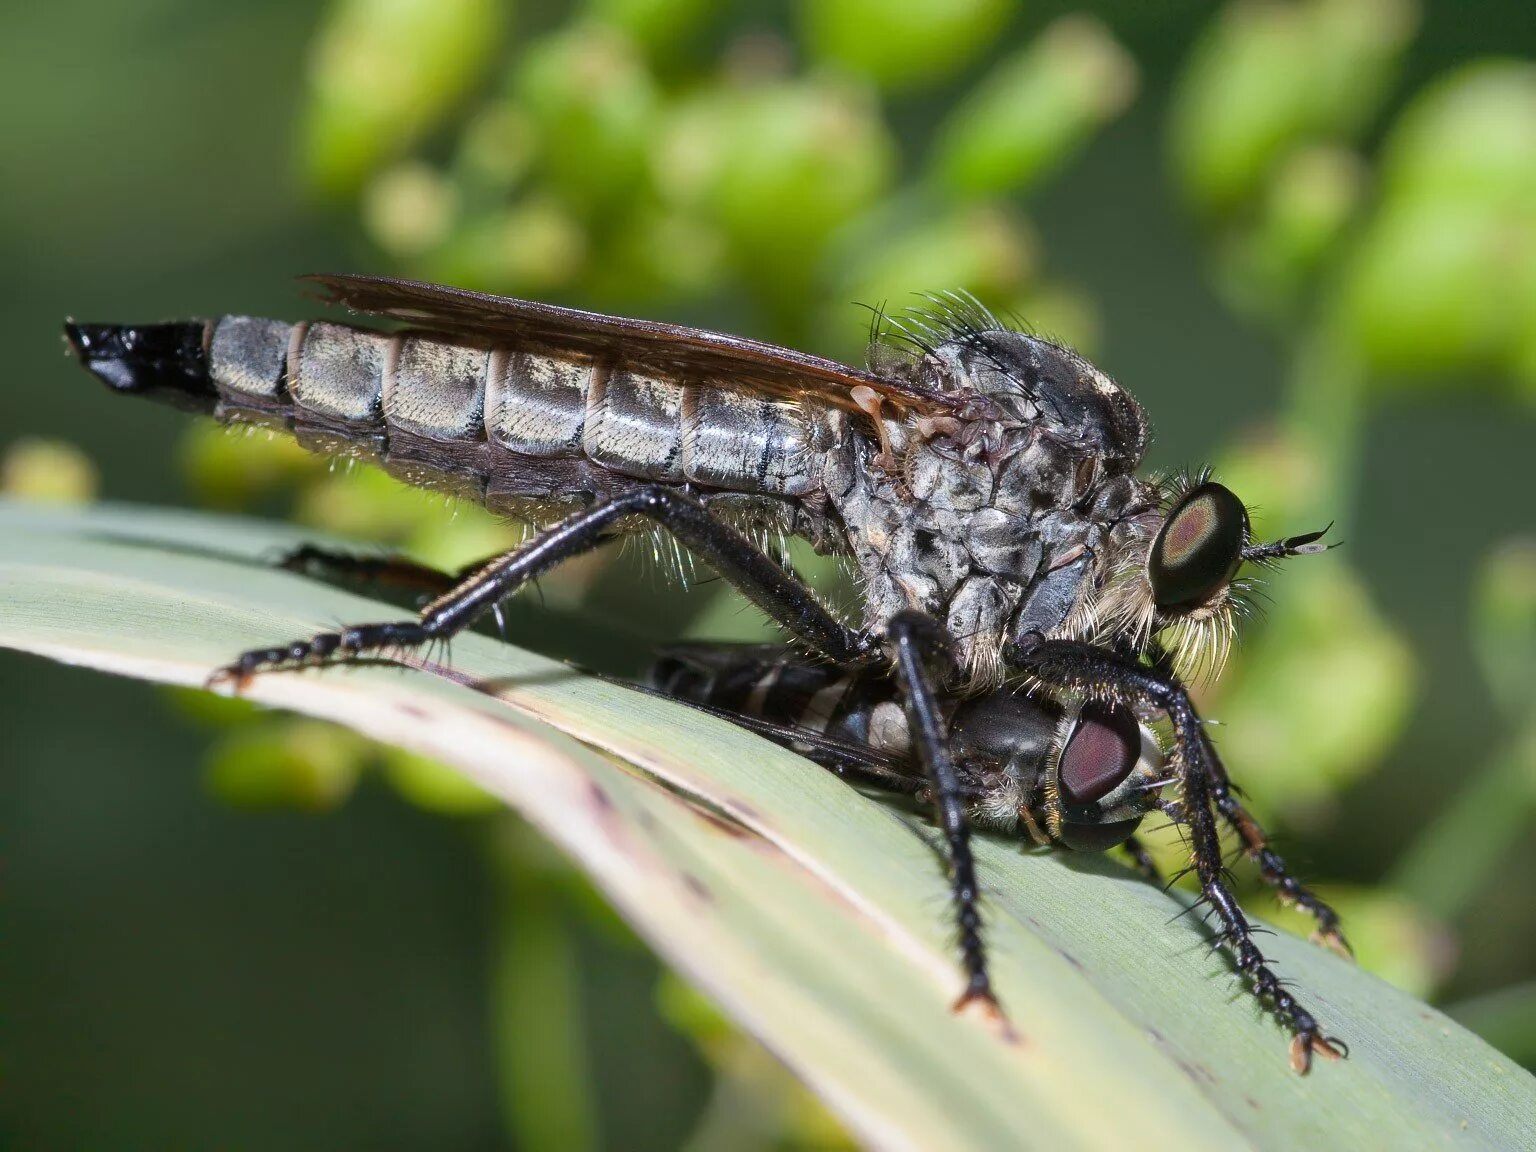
[[821, 326, 1156, 689]]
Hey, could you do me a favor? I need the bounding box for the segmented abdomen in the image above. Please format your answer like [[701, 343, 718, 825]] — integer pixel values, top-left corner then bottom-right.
[[207, 315, 831, 514]]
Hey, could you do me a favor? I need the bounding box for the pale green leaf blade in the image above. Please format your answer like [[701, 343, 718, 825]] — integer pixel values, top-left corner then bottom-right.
[[2, 500, 1533, 1150]]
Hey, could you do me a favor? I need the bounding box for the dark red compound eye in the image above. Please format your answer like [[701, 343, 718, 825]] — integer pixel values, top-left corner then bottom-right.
[[1058, 701, 1141, 806], [1148, 481, 1249, 610]]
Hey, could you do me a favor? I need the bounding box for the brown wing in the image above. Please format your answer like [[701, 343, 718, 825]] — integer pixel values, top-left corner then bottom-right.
[[302, 273, 963, 416]]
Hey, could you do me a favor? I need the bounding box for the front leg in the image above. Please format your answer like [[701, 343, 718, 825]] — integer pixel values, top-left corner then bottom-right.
[[1142, 641, 1349, 953], [886, 611, 999, 1021], [1009, 634, 1346, 1073], [212, 486, 875, 687]]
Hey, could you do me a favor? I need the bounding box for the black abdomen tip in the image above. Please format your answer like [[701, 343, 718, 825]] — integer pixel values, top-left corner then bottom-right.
[[63, 320, 214, 412]]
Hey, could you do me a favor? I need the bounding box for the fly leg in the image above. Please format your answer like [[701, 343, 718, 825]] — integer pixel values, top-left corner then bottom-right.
[[211, 486, 875, 688], [1209, 788, 1350, 957], [1140, 644, 1349, 954], [277, 544, 459, 598], [1122, 836, 1162, 884], [1007, 634, 1346, 1073], [886, 611, 1002, 1026]]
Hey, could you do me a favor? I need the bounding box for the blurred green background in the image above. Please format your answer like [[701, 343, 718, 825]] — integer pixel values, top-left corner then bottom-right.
[[2, 0, 1534, 1147]]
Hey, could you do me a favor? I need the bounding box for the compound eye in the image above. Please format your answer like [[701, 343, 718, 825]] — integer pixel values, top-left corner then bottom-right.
[[1058, 701, 1141, 806], [1149, 481, 1248, 610]]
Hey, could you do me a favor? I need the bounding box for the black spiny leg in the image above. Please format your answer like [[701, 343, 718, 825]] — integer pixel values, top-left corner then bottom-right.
[[212, 486, 874, 688], [1007, 635, 1345, 1073], [1142, 641, 1350, 956], [886, 611, 1003, 1028], [278, 544, 460, 598]]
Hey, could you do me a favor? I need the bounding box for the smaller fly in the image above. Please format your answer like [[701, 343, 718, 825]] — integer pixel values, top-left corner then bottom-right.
[[648, 644, 1170, 856], [643, 642, 1352, 1073]]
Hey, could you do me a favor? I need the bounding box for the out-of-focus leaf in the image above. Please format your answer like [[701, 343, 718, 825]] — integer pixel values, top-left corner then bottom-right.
[[1170, 0, 1417, 216], [797, 0, 1010, 94], [429, 198, 590, 295], [929, 17, 1137, 198], [301, 0, 507, 197], [4, 500, 1535, 1148]]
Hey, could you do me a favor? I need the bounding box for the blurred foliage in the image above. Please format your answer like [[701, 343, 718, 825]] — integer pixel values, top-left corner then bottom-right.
[[6, 0, 1536, 1146]]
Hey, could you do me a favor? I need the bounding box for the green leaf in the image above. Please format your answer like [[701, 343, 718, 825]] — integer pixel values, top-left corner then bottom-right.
[[4, 499, 1535, 1148]]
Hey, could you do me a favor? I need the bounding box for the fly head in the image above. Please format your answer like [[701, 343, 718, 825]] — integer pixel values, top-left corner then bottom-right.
[[1094, 470, 1336, 680]]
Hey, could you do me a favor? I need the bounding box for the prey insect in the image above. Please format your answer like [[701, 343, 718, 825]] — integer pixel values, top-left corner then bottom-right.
[[65, 274, 1345, 1070]]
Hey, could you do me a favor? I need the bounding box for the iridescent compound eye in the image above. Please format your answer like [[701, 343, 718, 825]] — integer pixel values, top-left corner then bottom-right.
[[1148, 481, 1249, 610], [1058, 701, 1141, 806]]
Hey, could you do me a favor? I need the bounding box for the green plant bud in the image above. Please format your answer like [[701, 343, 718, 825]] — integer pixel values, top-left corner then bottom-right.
[[1216, 144, 1366, 319], [301, 0, 506, 198], [662, 77, 896, 295], [363, 162, 459, 258], [0, 437, 98, 505], [594, 206, 728, 304], [384, 749, 500, 815], [203, 720, 366, 811], [1473, 539, 1536, 720], [585, 0, 710, 54], [454, 103, 538, 191], [930, 16, 1137, 198], [1211, 562, 1415, 814], [181, 423, 321, 510], [1377, 62, 1536, 213], [832, 204, 1039, 352], [515, 23, 657, 215], [427, 198, 589, 294], [1338, 197, 1527, 381], [797, 0, 1010, 94], [1170, 0, 1417, 216]]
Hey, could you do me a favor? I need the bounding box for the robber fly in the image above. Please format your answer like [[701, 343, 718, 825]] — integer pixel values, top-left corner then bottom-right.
[[64, 275, 1344, 1070]]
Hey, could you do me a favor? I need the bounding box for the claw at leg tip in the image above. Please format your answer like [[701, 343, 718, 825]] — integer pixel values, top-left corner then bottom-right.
[[953, 987, 1019, 1044], [1290, 1032, 1347, 1074], [1313, 929, 1354, 961]]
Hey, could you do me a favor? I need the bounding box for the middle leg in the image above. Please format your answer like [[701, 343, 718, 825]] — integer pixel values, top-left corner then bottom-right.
[[886, 611, 998, 1018], [212, 486, 875, 687]]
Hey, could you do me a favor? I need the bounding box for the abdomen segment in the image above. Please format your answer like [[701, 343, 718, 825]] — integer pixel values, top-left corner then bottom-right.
[[66, 315, 832, 514]]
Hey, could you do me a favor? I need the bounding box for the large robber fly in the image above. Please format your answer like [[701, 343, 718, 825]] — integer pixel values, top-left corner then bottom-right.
[[65, 275, 1344, 1071]]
